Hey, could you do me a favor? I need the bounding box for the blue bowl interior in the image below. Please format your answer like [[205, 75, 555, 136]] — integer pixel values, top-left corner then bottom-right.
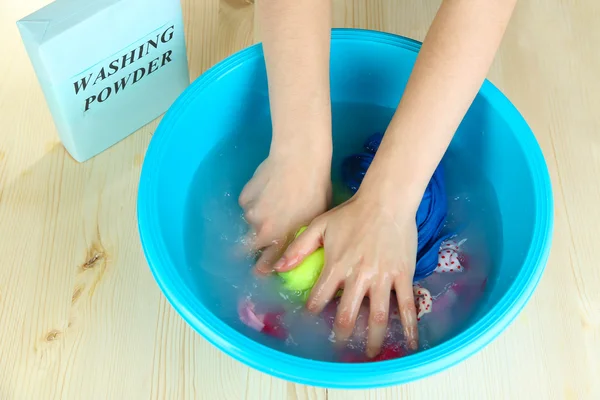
[[139, 30, 550, 388]]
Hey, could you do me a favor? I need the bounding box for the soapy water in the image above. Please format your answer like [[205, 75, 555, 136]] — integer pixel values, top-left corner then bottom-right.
[[184, 102, 501, 362]]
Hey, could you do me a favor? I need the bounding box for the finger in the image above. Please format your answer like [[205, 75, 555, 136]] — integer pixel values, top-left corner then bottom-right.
[[238, 184, 256, 208], [254, 239, 287, 275], [305, 262, 340, 314], [239, 206, 262, 252], [333, 278, 369, 342], [366, 284, 392, 358], [242, 219, 276, 252], [273, 218, 327, 272], [395, 273, 419, 351], [238, 176, 262, 208], [254, 220, 281, 250], [242, 204, 260, 225], [240, 228, 259, 254], [239, 160, 269, 206]]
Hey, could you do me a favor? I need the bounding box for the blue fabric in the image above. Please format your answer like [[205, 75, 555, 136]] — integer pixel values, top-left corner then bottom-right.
[[341, 133, 454, 281]]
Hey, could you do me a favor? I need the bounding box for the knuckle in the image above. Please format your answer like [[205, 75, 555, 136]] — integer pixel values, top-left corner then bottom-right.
[[312, 213, 327, 226], [273, 237, 287, 251], [327, 251, 344, 266], [238, 193, 249, 207], [400, 301, 416, 316], [256, 220, 273, 238], [335, 313, 354, 330], [239, 183, 256, 204], [306, 299, 320, 313], [396, 268, 410, 281], [356, 255, 368, 268], [244, 207, 258, 222], [371, 310, 388, 324], [310, 215, 322, 227], [404, 297, 417, 312], [358, 271, 373, 285]]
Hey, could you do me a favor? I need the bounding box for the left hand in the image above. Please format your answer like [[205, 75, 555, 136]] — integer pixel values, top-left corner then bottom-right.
[[273, 190, 419, 358], [238, 137, 332, 275]]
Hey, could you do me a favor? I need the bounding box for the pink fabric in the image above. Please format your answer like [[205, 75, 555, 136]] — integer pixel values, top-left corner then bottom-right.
[[238, 299, 265, 331], [238, 299, 288, 339]]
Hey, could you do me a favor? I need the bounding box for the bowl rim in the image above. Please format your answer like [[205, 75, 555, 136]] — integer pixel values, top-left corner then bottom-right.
[[137, 28, 554, 389]]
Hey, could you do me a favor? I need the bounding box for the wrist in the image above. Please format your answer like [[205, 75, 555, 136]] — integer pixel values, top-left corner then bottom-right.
[[271, 126, 332, 153], [269, 129, 332, 177], [270, 93, 331, 141], [269, 105, 332, 163], [356, 179, 424, 220], [355, 150, 430, 217]]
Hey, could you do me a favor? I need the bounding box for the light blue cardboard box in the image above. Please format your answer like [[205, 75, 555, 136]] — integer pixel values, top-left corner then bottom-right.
[[17, 0, 190, 162]]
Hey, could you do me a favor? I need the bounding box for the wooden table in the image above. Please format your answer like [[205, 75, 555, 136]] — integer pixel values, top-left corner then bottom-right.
[[1, 0, 599, 398]]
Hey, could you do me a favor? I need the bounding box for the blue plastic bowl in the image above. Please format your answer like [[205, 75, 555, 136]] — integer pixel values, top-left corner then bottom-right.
[[138, 29, 553, 388]]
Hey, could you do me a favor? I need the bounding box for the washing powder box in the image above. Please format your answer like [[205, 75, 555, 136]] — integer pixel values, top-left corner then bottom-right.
[[17, 0, 190, 162]]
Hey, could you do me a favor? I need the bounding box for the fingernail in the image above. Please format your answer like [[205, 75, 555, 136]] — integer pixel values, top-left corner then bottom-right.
[[409, 340, 418, 351], [306, 301, 319, 314], [253, 268, 269, 277], [255, 263, 273, 276], [273, 257, 287, 271]]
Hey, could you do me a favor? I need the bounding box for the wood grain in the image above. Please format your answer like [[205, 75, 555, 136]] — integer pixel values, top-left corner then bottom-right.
[[0, 0, 599, 399]]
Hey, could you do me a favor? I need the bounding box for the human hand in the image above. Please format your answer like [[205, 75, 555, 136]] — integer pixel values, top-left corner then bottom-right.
[[273, 191, 419, 358], [239, 142, 332, 275]]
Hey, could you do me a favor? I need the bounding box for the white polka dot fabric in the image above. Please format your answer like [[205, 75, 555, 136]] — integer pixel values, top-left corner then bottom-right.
[[413, 239, 466, 319], [435, 239, 465, 273], [413, 284, 432, 320]]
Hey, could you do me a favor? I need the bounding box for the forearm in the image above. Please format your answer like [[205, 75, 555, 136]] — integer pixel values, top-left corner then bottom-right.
[[257, 0, 332, 156], [361, 0, 517, 210]]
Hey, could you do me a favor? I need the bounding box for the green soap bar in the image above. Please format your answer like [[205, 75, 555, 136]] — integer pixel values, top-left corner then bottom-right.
[[278, 226, 324, 292], [279, 248, 325, 291], [277, 227, 345, 300]]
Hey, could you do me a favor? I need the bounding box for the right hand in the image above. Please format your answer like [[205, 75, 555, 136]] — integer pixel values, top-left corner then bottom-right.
[[239, 139, 332, 275], [272, 188, 420, 357]]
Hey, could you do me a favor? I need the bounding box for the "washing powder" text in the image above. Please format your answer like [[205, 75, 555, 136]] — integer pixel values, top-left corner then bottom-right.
[[72, 25, 175, 112]]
